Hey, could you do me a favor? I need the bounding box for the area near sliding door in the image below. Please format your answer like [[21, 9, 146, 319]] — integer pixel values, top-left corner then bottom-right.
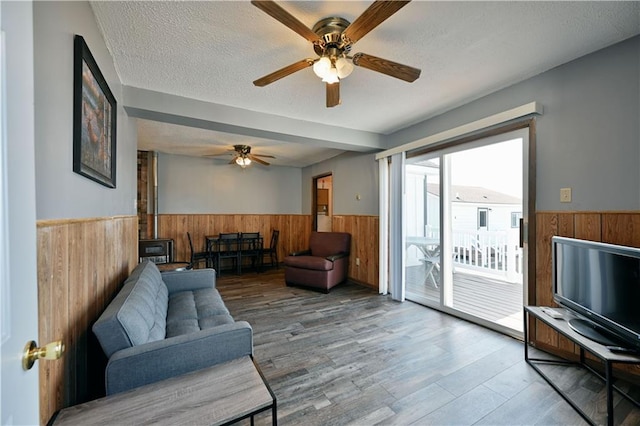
[[404, 128, 529, 338]]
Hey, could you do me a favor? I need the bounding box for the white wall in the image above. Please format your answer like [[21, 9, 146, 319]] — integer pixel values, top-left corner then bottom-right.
[[387, 36, 640, 212], [302, 151, 379, 215], [158, 153, 302, 214], [33, 1, 137, 220]]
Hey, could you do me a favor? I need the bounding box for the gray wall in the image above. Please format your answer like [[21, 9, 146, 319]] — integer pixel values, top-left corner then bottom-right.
[[158, 154, 302, 214], [301, 151, 379, 215], [388, 36, 640, 212], [34, 1, 137, 220]]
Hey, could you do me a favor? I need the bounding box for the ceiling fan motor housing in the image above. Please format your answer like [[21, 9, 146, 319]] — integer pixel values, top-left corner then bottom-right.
[[312, 17, 351, 56], [234, 144, 251, 155]]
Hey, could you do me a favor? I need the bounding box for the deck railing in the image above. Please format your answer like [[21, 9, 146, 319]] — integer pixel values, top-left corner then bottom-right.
[[452, 230, 522, 283]]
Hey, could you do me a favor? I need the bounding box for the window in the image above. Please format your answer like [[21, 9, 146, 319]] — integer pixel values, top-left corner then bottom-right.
[[478, 208, 488, 229]]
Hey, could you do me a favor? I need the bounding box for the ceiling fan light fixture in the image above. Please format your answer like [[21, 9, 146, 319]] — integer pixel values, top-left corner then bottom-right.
[[313, 56, 332, 78], [322, 66, 339, 84], [236, 156, 252, 168], [335, 57, 353, 79]]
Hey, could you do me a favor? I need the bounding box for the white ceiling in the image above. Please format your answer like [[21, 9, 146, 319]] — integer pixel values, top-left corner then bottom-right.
[[91, 1, 640, 167]]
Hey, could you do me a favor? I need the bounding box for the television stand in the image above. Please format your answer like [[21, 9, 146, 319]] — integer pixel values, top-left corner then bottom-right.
[[524, 306, 640, 426]]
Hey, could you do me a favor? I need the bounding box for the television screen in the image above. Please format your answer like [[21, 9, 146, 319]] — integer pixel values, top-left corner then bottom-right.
[[553, 236, 640, 350]]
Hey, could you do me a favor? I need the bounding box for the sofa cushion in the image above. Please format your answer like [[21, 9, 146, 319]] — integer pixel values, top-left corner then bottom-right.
[[284, 255, 334, 271], [116, 263, 168, 346], [93, 261, 168, 357], [165, 288, 233, 338]]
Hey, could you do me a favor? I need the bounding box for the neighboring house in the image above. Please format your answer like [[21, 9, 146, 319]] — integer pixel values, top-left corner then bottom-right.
[[425, 183, 522, 234]]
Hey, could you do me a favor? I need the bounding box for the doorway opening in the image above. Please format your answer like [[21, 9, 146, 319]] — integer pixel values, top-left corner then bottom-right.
[[313, 174, 332, 232]]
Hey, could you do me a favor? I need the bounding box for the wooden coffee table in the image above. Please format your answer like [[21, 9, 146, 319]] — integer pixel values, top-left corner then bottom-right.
[[51, 356, 276, 425]]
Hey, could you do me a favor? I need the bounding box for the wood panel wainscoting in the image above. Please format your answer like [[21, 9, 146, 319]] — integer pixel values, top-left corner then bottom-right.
[[333, 215, 379, 289], [152, 214, 311, 269], [149, 214, 379, 289], [534, 211, 640, 381], [37, 215, 138, 425]]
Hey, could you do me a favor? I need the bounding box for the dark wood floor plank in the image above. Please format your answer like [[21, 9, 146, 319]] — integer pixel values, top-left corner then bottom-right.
[[216, 269, 639, 426]]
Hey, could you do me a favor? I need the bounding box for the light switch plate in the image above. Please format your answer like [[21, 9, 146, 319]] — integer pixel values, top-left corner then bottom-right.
[[560, 188, 572, 203]]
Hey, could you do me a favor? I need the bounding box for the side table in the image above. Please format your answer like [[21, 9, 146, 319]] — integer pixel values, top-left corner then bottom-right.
[[51, 356, 276, 425]]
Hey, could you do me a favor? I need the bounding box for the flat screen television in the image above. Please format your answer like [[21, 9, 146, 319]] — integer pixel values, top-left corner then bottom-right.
[[552, 236, 640, 351]]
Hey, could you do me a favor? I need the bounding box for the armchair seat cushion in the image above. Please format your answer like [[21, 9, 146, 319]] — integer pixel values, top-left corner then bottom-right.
[[283, 255, 334, 271]]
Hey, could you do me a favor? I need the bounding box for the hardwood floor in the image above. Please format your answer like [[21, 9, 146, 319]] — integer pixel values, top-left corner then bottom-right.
[[216, 269, 640, 425]]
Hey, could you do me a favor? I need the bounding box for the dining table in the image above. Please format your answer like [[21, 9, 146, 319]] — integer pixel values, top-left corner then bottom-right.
[[205, 233, 264, 275]]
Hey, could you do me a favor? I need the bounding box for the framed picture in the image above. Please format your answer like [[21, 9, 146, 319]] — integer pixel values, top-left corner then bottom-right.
[[73, 35, 117, 188]]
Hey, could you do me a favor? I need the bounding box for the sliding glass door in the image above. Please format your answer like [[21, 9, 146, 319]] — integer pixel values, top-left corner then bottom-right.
[[404, 129, 528, 336]]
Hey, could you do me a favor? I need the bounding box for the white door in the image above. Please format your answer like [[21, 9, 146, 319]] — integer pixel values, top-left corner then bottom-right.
[[1, 1, 40, 424]]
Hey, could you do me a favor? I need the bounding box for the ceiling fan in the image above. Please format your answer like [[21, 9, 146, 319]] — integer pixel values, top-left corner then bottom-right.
[[252, 0, 421, 108], [209, 145, 275, 168]]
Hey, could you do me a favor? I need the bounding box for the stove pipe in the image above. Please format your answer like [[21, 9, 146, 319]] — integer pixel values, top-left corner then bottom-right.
[[152, 151, 159, 239]]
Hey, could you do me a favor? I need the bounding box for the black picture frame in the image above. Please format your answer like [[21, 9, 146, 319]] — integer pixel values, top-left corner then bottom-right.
[[73, 35, 117, 188]]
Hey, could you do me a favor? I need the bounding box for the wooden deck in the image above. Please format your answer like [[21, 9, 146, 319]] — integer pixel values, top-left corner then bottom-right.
[[406, 265, 523, 332]]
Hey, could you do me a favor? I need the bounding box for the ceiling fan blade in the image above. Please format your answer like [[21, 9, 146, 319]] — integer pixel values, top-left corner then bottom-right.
[[326, 81, 340, 108], [342, 0, 411, 45], [253, 153, 276, 158], [251, 1, 320, 43], [352, 53, 421, 82], [249, 154, 270, 166], [228, 157, 237, 165], [253, 59, 315, 87]]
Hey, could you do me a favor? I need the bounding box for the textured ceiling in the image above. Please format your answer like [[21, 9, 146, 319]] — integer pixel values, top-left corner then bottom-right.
[[91, 1, 640, 166]]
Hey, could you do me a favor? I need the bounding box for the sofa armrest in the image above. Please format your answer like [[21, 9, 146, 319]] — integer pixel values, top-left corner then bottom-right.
[[162, 268, 216, 294], [290, 249, 311, 256], [326, 252, 350, 262], [105, 321, 253, 394]]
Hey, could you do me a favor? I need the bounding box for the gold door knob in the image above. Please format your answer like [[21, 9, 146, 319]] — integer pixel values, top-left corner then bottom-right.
[[22, 340, 64, 371]]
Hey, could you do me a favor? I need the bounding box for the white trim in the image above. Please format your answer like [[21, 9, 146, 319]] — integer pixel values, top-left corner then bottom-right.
[[0, 30, 8, 345], [375, 102, 543, 160]]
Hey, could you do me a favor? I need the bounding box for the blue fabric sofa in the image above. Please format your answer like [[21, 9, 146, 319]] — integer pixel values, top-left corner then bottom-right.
[[92, 260, 253, 395]]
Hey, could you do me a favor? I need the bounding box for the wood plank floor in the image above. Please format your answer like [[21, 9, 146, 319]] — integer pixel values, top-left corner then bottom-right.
[[216, 269, 640, 425]]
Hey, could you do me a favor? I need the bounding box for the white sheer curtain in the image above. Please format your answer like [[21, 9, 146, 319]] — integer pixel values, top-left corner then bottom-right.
[[378, 153, 405, 299]]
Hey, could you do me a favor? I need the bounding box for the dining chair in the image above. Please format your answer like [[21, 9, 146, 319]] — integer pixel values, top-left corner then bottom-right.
[[217, 232, 241, 276], [262, 229, 279, 269], [421, 245, 441, 288], [187, 232, 212, 270], [239, 232, 262, 273]]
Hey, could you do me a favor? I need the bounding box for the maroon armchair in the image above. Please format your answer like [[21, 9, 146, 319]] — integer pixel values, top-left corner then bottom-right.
[[284, 232, 351, 293]]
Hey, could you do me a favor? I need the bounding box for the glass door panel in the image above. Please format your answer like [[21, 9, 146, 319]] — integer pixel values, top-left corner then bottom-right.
[[405, 158, 440, 306], [403, 129, 527, 336], [444, 138, 524, 332]]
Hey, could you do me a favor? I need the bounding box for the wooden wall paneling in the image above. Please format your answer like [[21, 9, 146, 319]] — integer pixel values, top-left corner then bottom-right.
[[534, 213, 559, 348], [602, 213, 640, 247], [37, 216, 138, 425], [37, 225, 67, 424], [150, 214, 313, 271], [332, 215, 379, 289], [574, 213, 602, 240]]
